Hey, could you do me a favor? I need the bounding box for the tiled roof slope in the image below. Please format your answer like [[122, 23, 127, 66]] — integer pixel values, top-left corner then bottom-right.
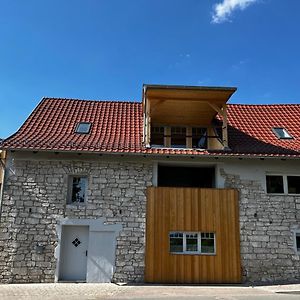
[[1, 98, 300, 157]]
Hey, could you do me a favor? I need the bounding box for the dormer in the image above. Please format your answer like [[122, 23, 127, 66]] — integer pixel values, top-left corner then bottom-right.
[[142, 84, 236, 151]]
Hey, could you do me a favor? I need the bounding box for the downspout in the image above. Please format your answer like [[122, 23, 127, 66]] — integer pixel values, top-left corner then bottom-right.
[[0, 150, 7, 223]]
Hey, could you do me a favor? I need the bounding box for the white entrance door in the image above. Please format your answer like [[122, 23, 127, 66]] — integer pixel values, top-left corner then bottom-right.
[[59, 225, 89, 281]]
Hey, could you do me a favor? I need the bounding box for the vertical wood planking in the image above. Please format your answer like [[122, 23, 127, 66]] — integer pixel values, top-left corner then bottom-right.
[[145, 187, 241, 283]]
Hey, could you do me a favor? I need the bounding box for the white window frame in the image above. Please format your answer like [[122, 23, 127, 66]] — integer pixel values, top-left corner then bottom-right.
[[293, 230, 300, 255], [169, 231, 216, 255], [265, 173, 300, 195]]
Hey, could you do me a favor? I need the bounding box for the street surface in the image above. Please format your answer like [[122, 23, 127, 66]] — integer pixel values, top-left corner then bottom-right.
[[0, 283, 299, 300]]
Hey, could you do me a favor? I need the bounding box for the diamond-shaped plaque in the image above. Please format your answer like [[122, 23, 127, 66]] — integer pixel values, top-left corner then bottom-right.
[[72, 238, 81, 247]]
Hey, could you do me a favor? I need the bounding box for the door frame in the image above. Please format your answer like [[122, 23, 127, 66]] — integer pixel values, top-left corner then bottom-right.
[[55, 218, 122, 283]]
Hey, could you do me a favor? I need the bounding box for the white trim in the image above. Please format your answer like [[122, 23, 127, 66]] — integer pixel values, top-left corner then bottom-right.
[[169, 231, 216, 255], [265, 173, 300, 195]]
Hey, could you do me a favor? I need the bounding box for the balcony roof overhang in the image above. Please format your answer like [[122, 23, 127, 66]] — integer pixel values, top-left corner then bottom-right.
[[143, 84, 237, 126]]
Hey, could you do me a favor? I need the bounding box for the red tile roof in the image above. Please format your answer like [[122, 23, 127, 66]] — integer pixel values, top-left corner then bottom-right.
[[1, 98, 300, 157]]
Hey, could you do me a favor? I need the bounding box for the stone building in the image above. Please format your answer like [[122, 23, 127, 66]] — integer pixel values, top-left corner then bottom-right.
[[0, 84, 300, 284]]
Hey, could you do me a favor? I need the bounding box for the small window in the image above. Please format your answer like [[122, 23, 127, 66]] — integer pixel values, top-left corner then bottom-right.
[[266, 174, 300, 194], [266, 175, 284, 194], [186, 233, 198, 252], [201, 232, 215, 253], [192, 128, 207, 148], [287, 176, 300, 194], [75, 122, 92, 134], [151, 126, 164, 147], [68, 176, 87, 204], [169, 232, 183, 253], [296, 233, 300, 253], [272, 127, 293, 139], [171, 127, 186, 148], [169, 232, 215, 255]]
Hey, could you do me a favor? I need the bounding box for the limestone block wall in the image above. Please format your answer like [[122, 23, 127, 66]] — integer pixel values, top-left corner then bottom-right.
[[221, 168, 300, 283], [0, 158, 152, 283]]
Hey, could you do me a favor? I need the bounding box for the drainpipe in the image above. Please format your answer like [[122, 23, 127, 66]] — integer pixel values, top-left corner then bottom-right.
[[0, 150, 7, 223]]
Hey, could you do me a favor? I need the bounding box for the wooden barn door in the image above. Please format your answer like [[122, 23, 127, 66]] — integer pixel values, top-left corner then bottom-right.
[[145, 188, 241, 283]]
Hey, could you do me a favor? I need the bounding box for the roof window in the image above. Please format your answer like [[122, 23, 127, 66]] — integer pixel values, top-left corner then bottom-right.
[[272, 127, 293, 139], [75, 122, 91, 134]]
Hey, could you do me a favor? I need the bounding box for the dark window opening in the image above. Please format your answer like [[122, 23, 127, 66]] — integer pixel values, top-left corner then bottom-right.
[[192, 128, 207, 148], [68, 176, 87, 204], [171, 127, 186, 148], [201, 232, 215, 253], [287, 176, 300, 194], [186, 233, 198, 252], [296, 234, 300, 252], [266, 175, 284, 194], [151, 126, 164, 146], [169, 232, 183, 253], [158, 165, 215, 188]]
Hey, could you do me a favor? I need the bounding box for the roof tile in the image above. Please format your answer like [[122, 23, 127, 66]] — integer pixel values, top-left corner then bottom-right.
[[1, 98, 300, 157]]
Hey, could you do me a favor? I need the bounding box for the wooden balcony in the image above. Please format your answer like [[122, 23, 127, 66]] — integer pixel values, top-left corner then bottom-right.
[[142, 85, 236, 150]]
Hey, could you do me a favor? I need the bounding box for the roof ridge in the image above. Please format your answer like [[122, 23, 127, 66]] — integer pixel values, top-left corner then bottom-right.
[[42, 97, 141, 104]]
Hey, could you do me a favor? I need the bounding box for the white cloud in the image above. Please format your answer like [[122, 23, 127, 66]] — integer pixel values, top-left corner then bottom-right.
[[212, 0, 258, 24]]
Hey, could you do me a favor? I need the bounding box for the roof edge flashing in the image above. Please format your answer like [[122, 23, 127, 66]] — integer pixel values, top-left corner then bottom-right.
[[143, 83, 237, 93]]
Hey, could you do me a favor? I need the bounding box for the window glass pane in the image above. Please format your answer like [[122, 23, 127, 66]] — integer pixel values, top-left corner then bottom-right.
[[186, 233, 198, 252], [266, 175, 284, 193], [273, 127, 293, 139], [287, 176, 300, 194], [201, 232, 215, 254], [76, 122, 91, 133], [151, 126, 164, 146], [171, 127, 186, 148], [71, 177, 87, 203], [296, 234, 300, 252], [170, 232, 183, 253], [192, 128, 207, 149]]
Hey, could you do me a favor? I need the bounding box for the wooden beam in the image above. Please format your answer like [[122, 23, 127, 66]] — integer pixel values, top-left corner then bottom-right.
[[164, 127, 171, 147], [145, 99, 151, 147], [222, 104, 228, 148], [186, 127, 192, 148], [206, 102, 223, 116]]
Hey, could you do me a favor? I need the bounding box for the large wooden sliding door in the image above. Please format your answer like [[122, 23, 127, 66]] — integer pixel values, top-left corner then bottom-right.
[[145, 187, 241, 283]]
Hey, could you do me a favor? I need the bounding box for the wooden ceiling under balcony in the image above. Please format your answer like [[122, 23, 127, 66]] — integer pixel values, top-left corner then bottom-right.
[[143, 85, 237, 126]]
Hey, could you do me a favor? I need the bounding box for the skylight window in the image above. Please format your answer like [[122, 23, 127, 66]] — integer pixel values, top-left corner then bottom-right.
[[272, 127, 293, 139], [75, 122, 91, 134]]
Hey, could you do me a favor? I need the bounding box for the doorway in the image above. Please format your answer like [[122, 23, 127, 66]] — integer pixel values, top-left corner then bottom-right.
[[59, 225, 89, 281]]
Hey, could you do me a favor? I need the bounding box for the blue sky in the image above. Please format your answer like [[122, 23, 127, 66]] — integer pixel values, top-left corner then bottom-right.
[[0, 0, 300, 138]]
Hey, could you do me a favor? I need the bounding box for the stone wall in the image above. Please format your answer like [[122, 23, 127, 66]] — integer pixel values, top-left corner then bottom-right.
[[0, 158, 152, 283], [1, 156, 299, 284], [221, 168, 300, 283]]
